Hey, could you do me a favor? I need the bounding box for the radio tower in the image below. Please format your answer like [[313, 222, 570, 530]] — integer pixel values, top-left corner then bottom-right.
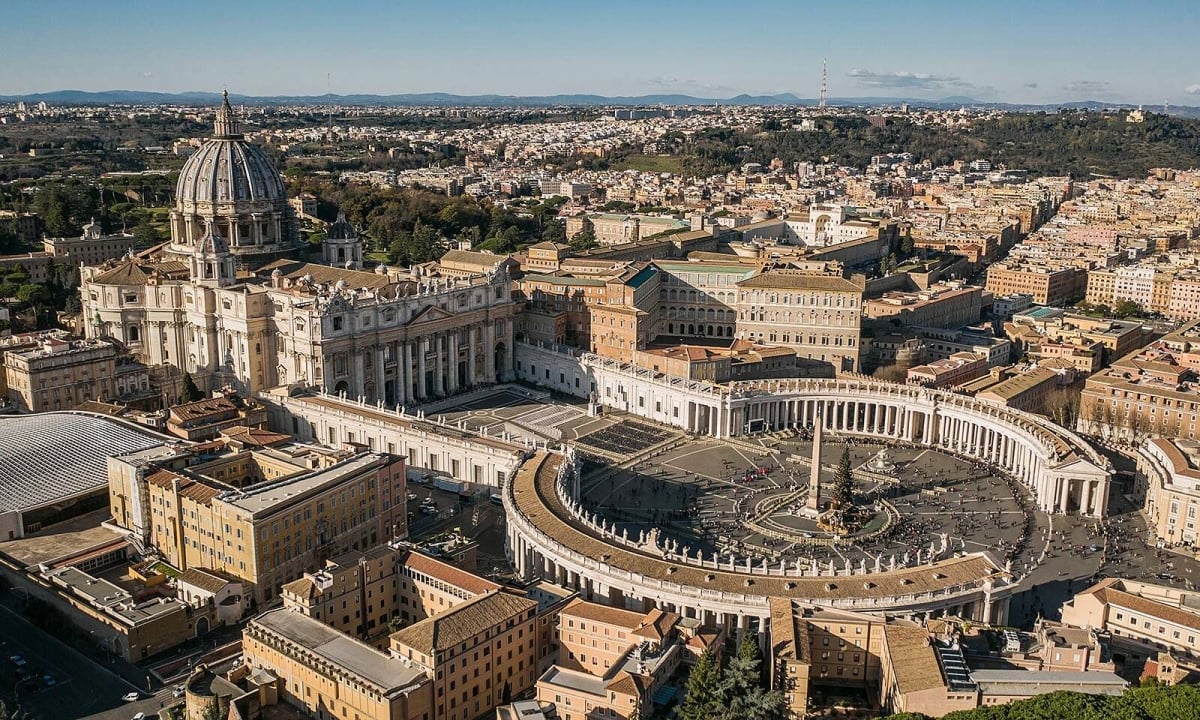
[[818, 58, 827, 110]]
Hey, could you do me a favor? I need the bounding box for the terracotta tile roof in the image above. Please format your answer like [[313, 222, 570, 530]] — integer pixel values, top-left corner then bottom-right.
[[90, 259, 149, 286], [737, 271, 862, 292], [390, 590, 536, 655], [1105, 588, 1200, 633], [560, 598, 645, 629], [170, 396, 239, 421], [177, 567, 231, 594], [146, 469, 220, 504], [605, 672, 647, 696], [512, 452, 1008, 602], [882, 625, 944, 694], [281, 576, 320, 600], [400, 550, 501, 595], [219, 426, 291, 447], [631, 608, 678, 641]]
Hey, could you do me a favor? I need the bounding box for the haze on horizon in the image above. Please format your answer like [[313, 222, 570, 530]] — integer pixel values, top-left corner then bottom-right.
[[2, 0, 1198, 106]]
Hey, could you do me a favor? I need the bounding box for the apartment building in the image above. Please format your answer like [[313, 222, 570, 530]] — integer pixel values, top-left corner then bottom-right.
[[864, 283, 985, 329], [1137, 437, 1200, 546], [390, 590, 540, 720], [280, 543, 503, 645], [537, 599, 716, 720], [1061, 578, 1200, 665], [655, 260, 751, 341], [4, 333, 124, 412], [243, 609, 434, 720], [42, 219, 135, 267], [165, 393, 268, 441], [906, 352, 989, 389], [972, 366, 1062, 412], [1078, 324, 1200, 442], [736, 270, 864, 373], [108, 441, 407, 604], [768, 601, 887, 718], [566, 213, 689, 246], [985, 262, 1086, 306]]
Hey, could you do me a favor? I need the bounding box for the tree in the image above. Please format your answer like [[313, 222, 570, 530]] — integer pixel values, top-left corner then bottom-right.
[[1042, 387, 1081, 429], [388, 616, 406, 634], [1112, 300, 1142, 319], [181, 373, 204, 403], [833, 445, 854, 508], [678, 649, 722, 720], [569, 230, 597, 251], [717, 636, 786, 720], [131, 221, 161, 246]]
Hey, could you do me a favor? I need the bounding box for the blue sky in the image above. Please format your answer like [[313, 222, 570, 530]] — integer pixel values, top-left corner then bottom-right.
[[2, 0, 1198, 104]]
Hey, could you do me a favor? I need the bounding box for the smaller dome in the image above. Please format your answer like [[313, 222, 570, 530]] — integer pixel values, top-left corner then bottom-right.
[[335, 279, 348, 291], [375, 263, 388, 275], [197, 227, 230, 255], [271, 267, 283, 278], [327, 212, 357, 240]]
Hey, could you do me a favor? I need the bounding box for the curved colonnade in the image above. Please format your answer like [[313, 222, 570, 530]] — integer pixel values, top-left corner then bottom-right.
[[503, 373, 1115, 634]]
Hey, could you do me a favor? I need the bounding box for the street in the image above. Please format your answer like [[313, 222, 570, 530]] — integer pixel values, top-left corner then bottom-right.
[[0, 602, 154, 719]]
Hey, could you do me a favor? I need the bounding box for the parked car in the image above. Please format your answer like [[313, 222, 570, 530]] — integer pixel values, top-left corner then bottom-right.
[[41, 674, 56, 687], [8, 655, 25, 668], [132, 713, 146, 720], [122, 691, 141, 702]]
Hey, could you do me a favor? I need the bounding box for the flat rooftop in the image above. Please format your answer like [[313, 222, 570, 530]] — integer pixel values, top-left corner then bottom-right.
[[539, 666, 607, 696], [0, 512, 122, 567], [221, 453, 383, 516], [0, 412, 171, 513], [253, 609, 425, 692]]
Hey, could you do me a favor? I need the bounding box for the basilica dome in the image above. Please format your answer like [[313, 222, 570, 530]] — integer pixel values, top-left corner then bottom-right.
[[175, 93, 285, 206], [167, 92, 297, 269]]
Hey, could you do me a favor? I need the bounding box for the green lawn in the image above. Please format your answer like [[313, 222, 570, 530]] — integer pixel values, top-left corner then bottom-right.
[[611, 154, 686, 174]]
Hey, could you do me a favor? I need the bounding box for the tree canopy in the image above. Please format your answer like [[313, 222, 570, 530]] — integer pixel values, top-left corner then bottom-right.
[[884, 683, 1200, 720], [678, 636, 786, 720]]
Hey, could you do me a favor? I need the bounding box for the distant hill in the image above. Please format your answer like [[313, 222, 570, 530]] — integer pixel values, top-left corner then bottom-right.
[[2, 89, 1197, 115]]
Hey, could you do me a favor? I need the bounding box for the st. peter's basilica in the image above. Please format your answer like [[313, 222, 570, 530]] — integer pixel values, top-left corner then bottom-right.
[[80, 93, 518, 401]]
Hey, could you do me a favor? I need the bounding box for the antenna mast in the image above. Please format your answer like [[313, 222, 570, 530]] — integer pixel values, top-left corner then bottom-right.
[[327, 72, 334, 142], [819, 58, 827, 110]]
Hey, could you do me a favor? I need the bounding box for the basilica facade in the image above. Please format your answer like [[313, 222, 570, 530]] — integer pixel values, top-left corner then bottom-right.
[[79, 96, 517, 400]]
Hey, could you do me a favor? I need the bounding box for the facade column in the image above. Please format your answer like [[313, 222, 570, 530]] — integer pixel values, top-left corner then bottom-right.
[[417, 339, 427, 400], [448, 332, 459, 394], [1081, 480, 1094, 517], [401, 342, 413, 404], [353, 351, 365, 398], [434, 333, 445, 397], [485, 323, 496, 381], [468, 328, 477, 387], [375, 345, 386, 404]]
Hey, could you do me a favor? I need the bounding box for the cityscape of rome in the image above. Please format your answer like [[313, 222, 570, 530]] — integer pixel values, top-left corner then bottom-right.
[[3, 2, 1200, 719]]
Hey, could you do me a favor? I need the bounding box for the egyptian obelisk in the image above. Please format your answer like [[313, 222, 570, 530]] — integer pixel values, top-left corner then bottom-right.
[[808, 407, 822, 511]]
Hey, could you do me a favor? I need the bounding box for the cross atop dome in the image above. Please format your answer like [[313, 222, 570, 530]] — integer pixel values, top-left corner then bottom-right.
[[213, 89, 242, 139]]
